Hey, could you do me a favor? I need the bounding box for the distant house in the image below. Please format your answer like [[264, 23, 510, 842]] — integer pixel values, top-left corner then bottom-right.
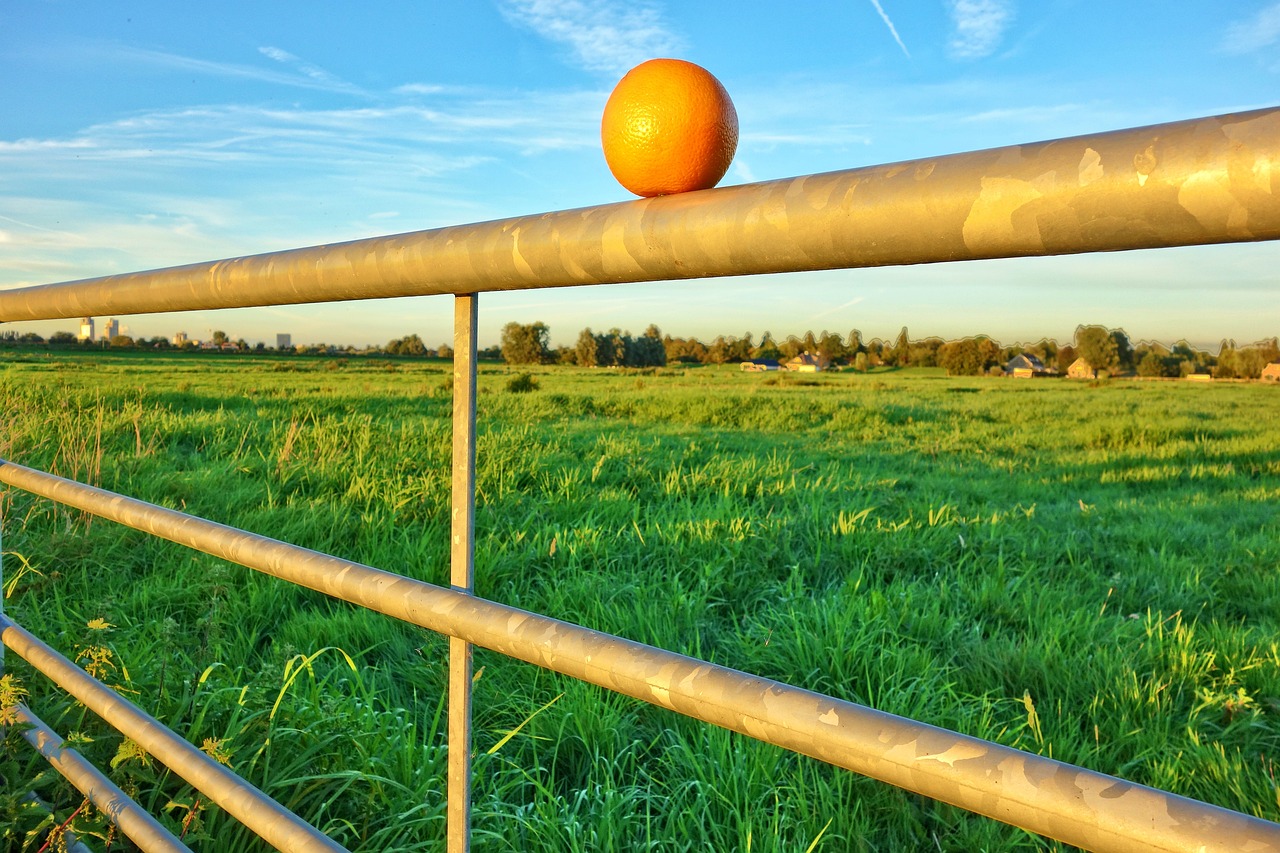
[[1185, 372, 1213, 382], [1262, 362, 1280, 382], [784, 353, 830, 373], [1005, 353, 1051, 378], [1066, 357, 1096, 380], [740, 359, 781, 372]]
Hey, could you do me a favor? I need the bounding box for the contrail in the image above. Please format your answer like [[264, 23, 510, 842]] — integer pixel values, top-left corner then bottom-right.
[[867, 0, 911, 57]]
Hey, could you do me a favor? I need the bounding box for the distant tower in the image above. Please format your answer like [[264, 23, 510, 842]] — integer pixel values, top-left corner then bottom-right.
[[79, 317, 94, 341], [276, 333, 292, 350], [173, 331, 188, 346], [102, 318, 119, 342]]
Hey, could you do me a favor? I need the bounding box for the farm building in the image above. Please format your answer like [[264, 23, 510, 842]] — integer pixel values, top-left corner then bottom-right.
[[1005, 353, 1051, 378], [740, 359, 781, 372], [1066, 357, 1096, 379], [1263, 362, 1280, 382], [784, 353, 830, 372]]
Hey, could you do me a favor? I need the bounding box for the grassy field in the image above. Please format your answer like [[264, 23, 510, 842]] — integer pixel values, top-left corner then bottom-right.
[[1, 349, 1278, 851]]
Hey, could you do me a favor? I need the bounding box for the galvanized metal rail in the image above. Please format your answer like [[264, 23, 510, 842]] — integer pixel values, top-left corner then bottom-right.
[[1, 106, 1279, 851], [2, 458, 1279, 853], [0, 611, 348, 853], [0, 107, 1276, 322], [9, 702, 191, 852]]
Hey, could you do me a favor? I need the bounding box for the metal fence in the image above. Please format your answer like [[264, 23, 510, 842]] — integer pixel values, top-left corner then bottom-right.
[[2, 106, 1280, 853]]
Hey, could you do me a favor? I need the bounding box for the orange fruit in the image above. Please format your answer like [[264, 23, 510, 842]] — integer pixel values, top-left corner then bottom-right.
[[601, 58, 738, 198]]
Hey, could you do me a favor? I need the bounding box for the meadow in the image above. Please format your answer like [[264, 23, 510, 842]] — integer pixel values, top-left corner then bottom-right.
[[1, 349, 1278, 851]]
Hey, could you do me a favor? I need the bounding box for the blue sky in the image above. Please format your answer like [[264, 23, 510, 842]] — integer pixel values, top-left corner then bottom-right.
[[1, 1, 1277, 349]]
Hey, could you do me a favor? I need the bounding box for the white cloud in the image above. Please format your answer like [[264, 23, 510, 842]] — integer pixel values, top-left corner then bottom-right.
[[105, 44, 367, 96], [946, 0, 1014, 60], [867, 0, 911, 58], [499, 0, 685, 76], [1222, 2, 1280, 54], [257, 45, 368, 96]]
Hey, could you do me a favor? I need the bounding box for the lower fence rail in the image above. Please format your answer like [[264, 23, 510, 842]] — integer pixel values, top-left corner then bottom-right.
[[9, 701, 191, 852], [0, 612, 348, 853], [3, 457, 1279, 853]]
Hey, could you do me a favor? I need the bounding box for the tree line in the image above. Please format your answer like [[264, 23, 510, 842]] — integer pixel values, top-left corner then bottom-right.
[[6, 323, 1278, 379], [491, 322, 1280, 379]]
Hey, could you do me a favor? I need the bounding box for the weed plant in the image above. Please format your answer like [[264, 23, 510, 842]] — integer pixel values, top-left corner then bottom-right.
[[1, 350, 1278, 850]]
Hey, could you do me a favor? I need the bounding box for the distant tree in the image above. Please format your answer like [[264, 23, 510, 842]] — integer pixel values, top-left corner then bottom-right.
[[777, 335, 805, 360], [386, 334, 427, 356], [1235, 345, 1269, 379], [1056, 344, 1076, 372], [599, 328, 628, 366], [1137, 351, 1166, 378], [938, 337, 1000, 376], [663, 335, 706, 363], [575, 327, 600, 366], [817, 331, 847, 364], [212, 330, 228, 346], [49, 331, 77, 345], [846, 328, 865, 355], [889, 327, 911, 366], [1112, 329, 1134, 370], [1074, 326, 1120, 373], [705, 336, 732, 364], [109, 335, 135, 348], [1215, 341, 1239, 379], [753, 331, 781, 360], [853, 352, 870, 373], [633, 325, 666, 366], [909, 338, 943, 368], [938, 339, 985, 376], [500, 321, 551, 365], [437, 342, 454, 359]]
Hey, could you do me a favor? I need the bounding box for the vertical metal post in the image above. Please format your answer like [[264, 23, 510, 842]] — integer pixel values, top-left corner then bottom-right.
[[448, 294, 478, 853]]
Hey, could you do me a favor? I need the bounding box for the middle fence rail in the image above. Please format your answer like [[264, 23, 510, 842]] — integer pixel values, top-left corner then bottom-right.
[[2, 457, 1279, 853]]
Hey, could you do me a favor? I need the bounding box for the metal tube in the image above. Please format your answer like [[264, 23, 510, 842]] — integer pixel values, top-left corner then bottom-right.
[[1, 108, 1276, 323], [0, 612, 348, 853], [11, 703, 191, 852], [2, 459, 1277, 853], [448, 294, 478, 853]]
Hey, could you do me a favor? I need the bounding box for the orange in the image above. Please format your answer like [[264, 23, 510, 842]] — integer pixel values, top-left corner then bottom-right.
[[601, 58, 738, 198]]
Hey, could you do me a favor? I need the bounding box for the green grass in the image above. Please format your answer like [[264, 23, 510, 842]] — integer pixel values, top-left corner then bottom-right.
[[2, 350, 1279, 851]]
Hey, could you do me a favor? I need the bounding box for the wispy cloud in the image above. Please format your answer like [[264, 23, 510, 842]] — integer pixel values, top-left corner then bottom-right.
[[867, 0, 911, 58], [1222, 2, 1280, 54], [946, 0, 1014, 60], [257, 46, 369, 97], [499, 0, 685, 76], [104, 44, 368, 96]]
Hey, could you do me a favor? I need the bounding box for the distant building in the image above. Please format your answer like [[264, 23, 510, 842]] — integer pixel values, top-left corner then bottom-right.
[[1006, 353, 1051, 378], [1066, 358, 1096, 380], [173, 331, 188, 346], [784, 353, 830, 372], [78, 317, 94, 341], [740, 359, 781, 372], [277, 333, 292, 350], [102, 318, 119, 342], [1262, 363, 1280, 383]]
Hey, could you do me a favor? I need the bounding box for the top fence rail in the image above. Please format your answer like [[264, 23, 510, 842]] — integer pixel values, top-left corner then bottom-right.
[[0, 107, 1277, 324]]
